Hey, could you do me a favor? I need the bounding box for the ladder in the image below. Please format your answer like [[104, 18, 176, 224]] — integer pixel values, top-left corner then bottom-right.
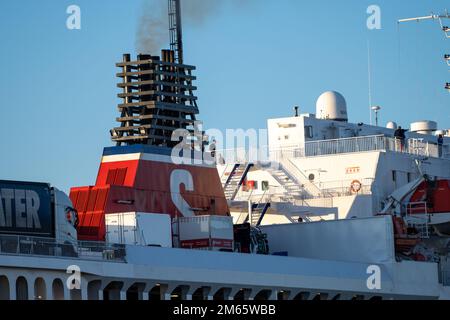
[[234, 188, 271, 226], [266, 158, 326, 200], [267, 167, 305, 199], [250, 202, 271, 227], [406, 202, 431, 239], [223, 163, 254, 200]]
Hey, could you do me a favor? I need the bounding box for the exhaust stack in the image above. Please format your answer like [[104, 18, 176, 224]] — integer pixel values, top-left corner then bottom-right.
[[111, 0, 202, 148]]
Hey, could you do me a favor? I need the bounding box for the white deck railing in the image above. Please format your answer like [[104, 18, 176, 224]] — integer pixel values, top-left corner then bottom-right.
[[0, 235, 126, 262], [217, 135, 448, 164], [299, 135, 443, 158]]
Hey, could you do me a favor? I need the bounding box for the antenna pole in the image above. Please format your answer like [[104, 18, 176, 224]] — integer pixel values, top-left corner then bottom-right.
[[398, 15, 437, 23], [367, 40, 373, 125], [169, 0, 184, 64], [398, 11, 450, 24]]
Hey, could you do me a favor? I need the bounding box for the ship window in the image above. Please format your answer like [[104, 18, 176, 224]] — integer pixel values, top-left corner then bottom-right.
[[243, 180, 258, 191], [392, 171, 397, 182], [305, 126, 314, 139], [262, 181, 270, 191], [407, 172, 412, 183], [308, 174, 315, 181]]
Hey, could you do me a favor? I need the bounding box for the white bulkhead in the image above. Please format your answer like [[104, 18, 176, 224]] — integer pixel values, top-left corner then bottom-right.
[[105, 212, 172, 247]]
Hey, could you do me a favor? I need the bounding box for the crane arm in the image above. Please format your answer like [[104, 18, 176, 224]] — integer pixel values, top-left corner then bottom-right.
[[380, 176, 426, 214]]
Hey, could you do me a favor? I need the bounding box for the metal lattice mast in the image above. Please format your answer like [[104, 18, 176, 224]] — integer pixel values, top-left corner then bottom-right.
[[168, 0, 199, 114], [167, 0, 204, 147], [169, 0, 184, 65]]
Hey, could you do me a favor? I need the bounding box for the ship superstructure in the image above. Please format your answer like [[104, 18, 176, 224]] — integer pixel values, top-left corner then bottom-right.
[[0, 4, 450, 301], [219, 91, 450, 226]]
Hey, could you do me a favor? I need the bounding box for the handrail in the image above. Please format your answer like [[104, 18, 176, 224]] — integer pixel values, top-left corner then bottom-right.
[[309, 134, 384, 144], [217, 135, 447, 164], [279, 157, 324, 196], [235, 187, 270, 225], [236, 188, 254, 222], [224, 163, 240, 186], [285, 135, 443, 158], [0, 234, 126, 262], [249, 188, 270, 226], [256, 188, 270, 207], [219, 163, 233, 182]]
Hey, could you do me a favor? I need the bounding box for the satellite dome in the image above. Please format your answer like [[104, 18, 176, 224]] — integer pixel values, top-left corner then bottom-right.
[[316, 91, 348, 122], [386, 121, 398, 130]]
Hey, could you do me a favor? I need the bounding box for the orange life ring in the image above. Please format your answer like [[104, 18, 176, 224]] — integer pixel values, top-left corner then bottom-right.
[[350, 180, 362, 193]]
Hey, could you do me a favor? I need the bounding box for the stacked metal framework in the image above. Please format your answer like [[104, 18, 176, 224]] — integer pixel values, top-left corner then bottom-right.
[[112, 51, 199, 147]]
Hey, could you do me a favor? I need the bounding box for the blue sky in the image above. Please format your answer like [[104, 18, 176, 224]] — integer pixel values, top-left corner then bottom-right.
[[0, 0, 448, 192]]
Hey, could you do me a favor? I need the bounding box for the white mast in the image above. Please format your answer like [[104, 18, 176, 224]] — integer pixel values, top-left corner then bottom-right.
[[368, 41, 373, 125]]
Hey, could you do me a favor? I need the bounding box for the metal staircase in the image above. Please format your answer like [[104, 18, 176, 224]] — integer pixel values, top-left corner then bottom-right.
[[250, 202, 271, 226], [222, 163, 254, 200], [266, 156, 330, 201], [267, 167, 304, 200], [234, 189, 271, 226]]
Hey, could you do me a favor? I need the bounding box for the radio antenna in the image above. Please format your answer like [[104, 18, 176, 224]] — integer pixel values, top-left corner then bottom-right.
[[367, 40, 374, 125], [168, 0, 184, 64]]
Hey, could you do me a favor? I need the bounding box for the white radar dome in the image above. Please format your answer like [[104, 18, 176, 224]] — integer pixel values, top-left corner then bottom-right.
[[386, 121, 398, 130], [316, 91, 348, 122]]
